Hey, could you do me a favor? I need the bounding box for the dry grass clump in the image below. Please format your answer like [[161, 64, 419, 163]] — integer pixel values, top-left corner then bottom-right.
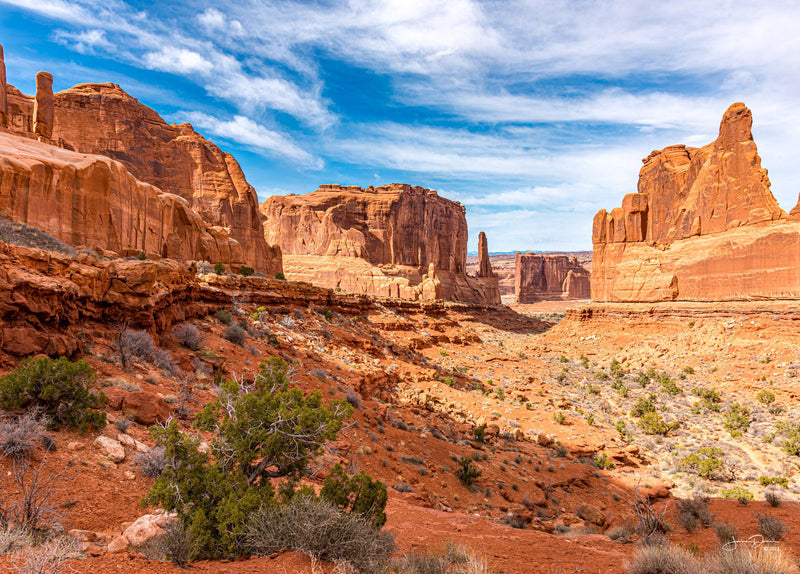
[[392, 542, 490, 574], [625, 543, 698, 574], [246, 496, 395, 574], [627, 543, 797, 574], [0, 410, 48, 461], [675, 498, 714, 533], [172, 323, 204, 351]]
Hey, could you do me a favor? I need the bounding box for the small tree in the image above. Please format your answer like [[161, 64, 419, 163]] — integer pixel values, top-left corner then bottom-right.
[[455, 456, 481, 486], [0, 357, 105, 431], [214, 262, 226, 275], [238, 265, 254, 277], [320, 464, 388, 527], [146, 357, 356, 559]]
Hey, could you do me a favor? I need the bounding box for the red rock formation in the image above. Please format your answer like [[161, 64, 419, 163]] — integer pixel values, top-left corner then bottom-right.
[[593, 103, 800, 302], [261, 183, 500, 304], [0, 52, 280, 274], [0, 46, 7, 128], [477, 231, 494, 278], [262, 183, 467, 271], [0, 131, 246, 268], [514, 253, 590, 303], [33, 72, 54, 141]]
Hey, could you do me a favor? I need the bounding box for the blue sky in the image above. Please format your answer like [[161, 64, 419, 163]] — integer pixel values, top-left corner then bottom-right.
[[2, 0, 799, 253]]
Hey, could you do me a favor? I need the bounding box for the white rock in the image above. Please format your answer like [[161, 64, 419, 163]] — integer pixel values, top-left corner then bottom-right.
[[94, 436, 125, 463], [123, 513, 175, 547]]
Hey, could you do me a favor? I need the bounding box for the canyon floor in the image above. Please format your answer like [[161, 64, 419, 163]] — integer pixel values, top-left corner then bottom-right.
[[2, 256, 800, 573]]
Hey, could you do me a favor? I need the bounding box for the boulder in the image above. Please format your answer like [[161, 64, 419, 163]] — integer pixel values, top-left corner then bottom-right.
[[94, 436, 125, 463], [575, 504, 606, 527], [119, 391, 171, 426], [122, 513, 174, 548]]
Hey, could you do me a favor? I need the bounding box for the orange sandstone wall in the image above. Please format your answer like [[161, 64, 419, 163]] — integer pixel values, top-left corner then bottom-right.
[[592, 103, 800, 302]]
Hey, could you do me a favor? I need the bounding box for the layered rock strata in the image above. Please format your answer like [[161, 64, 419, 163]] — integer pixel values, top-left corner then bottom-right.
[[592, 103, 800, 302], [514, 253, 590, 303], [0, 47, 281, 274], [261, 184, 500, 304], [0, 131, 246, 267]]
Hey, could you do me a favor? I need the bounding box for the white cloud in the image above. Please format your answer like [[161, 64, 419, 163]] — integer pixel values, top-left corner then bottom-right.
[[54, 28, 111, 53], [180, 111, 322, 168], [143, 47, 214, 75], [197, 7, 244, 36]]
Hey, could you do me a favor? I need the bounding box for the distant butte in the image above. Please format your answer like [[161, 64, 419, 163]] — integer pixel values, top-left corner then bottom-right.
[[260, 183, 501, 304]]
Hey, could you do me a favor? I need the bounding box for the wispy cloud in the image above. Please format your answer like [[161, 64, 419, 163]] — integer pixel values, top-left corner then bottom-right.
[[179, 111, 323, 169]]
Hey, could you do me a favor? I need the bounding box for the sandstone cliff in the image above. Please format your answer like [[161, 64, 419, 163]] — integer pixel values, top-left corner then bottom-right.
[[1, 57, 280, 274], [592, 103, 800, 302], [515, 253, 590, 303], [261, 184, 500, 304], [0, 131, 247, 268]]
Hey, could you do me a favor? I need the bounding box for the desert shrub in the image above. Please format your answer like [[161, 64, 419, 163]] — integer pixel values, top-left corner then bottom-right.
[[139, 518, 197, 567], [691, 387, 722, 413], [118, 329, 156, 366], [456, 457, 481, 486], [172, 323, 204, 351], [678, 447, 725, 480], [222, 324, 247, 346], [213, 309, 233, 325], [723, 403, 751, 437], [625, 543, 699, 574], [274, 272, 286, 280], [392, 543, 490, 574], [11, 534, 81, 573], [0, 410, 48, 461], [245, 496, 394, 573], [773, 422, 800, 456], [638, 412, 679, 435], [345, 389, 363, 410], [631, 395, 657, 417], [214, 262, 225, 275], [756, 390, 776, 405], [145, 357, 358, 559], [0, 217, 76, 255], [320, 464, 388, 528], [657, 372, 683, 395], [594, 452, 616, 470], [758, 476, 789, 488], [630, 486, 670, 541], [713, 522, 738, 545], [764, 491, 782, 507], [115, 418, 131, 433], [704, 547, 796, 574], [1, 459, 68, 533], [238, 265, 254, 277], [151, 348, 180, 376], [720, 487, 753, 505], [606, 525, 634, 543], [675, 498, 714, 533], [472, 426, 486, 444], [755, 512, 788, 541], [0, 357, 105, 431], [135, 445, 167, 478]]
